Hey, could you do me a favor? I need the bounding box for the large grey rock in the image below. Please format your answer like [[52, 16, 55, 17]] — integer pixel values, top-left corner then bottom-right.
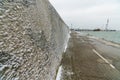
[[0, 0, 69, 80]]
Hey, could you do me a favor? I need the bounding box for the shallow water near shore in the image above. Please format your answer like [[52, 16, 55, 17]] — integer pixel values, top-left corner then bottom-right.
[[79, 31, 120, 44]]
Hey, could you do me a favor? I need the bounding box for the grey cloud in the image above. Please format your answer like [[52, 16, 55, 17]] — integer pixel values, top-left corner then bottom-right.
[[50, 0, 120, 30]]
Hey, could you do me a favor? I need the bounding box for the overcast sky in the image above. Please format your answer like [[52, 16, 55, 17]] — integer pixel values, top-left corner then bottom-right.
[[49, 0, 120, 30]]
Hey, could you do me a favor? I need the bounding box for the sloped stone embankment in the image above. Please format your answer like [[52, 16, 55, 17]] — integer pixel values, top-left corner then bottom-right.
[[0, 0, 69, 80]]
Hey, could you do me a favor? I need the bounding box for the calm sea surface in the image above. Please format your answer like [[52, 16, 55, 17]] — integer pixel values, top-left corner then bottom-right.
[[81, 31, 120, 44]]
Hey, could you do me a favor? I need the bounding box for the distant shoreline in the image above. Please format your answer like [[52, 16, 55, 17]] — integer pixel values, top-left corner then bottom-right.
[[71, 29, 117, 32]]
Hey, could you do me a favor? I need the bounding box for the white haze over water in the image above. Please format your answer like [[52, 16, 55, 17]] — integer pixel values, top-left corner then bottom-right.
[[49, 0, 120, 30]]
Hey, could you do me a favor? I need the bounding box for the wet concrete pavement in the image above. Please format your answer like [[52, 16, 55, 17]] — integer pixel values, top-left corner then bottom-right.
[[60, 31, 120, 80]]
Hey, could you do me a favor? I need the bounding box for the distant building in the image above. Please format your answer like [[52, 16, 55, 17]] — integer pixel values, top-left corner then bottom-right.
[[93, 28, 101, 31]]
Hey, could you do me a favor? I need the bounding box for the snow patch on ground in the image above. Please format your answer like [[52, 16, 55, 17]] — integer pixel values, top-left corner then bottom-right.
[[64, 30, 71, 53], [56, 31, 71, 80], [56, 66, 62, 80]]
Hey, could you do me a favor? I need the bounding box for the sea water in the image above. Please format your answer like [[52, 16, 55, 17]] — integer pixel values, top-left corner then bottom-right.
[[81, 31, 120, 44]]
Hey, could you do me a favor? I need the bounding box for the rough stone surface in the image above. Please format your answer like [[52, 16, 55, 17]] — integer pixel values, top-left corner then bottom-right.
[[0, 0, 69, 80]]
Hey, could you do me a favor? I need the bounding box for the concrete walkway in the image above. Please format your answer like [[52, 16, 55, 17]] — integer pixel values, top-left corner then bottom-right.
[[60, 31, 120, 80]]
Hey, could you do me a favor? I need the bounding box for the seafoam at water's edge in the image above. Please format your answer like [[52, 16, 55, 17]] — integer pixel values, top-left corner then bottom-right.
[[88, 36, 120, 48], [76, 31, 120, 48], [81, 31, 120, 44]]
